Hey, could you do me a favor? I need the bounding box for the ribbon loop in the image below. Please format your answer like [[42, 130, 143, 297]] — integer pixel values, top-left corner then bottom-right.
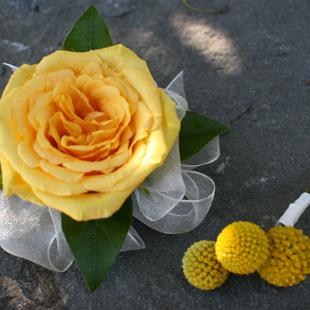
[[0, 193, 145, 271], [134, 170, 215, 234], [0, 195, 73, 272]]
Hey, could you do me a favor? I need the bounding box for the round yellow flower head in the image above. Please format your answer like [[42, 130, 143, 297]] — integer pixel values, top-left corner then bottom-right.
[[258, 226, 310, 287], [215, 221, 269, 275], [182, 240, 229, 291]]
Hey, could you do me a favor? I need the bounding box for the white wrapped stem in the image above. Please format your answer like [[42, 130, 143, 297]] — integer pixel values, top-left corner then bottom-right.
[[277, 192, 310, 227]]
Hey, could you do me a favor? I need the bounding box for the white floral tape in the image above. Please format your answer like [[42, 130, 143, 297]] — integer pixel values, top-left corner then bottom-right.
[[277, 192, 310, 227], [0, 70, 219, 271]]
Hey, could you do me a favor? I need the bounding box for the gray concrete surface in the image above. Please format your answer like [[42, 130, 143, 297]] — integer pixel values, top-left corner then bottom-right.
[[0, 0, 310, 309]]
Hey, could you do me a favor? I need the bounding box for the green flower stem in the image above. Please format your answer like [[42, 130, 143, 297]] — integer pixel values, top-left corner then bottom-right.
[[181, 0, 228, 15]]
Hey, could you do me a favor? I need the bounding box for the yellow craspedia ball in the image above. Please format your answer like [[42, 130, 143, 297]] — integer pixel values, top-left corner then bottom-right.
[[215, 221, 269, 275], [182, 240, 229, 291], [258, 226, 310, 287]]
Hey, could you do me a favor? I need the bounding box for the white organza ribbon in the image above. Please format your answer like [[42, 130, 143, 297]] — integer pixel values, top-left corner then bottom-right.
[[0, 70, 219, 271], [0, 194, 145, 272], [133, 72, 218, 233]]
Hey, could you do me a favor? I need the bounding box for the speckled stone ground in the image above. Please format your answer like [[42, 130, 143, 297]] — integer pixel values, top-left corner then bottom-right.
[[0, 0, 310, 309]]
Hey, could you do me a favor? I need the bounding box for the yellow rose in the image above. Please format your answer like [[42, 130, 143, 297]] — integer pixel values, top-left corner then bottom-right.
[[0, 44, 180, 221]]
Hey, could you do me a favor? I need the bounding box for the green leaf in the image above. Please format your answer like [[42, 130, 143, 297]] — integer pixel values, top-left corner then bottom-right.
[[63, 6, 112, 52], [179, 111, 229, 161], [61, 198, 132, 292]]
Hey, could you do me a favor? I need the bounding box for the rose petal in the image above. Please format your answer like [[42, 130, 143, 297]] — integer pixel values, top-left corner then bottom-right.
[[33, 187, 133, 221], [0, 157, 43, 205], [47, 69, 76, 86], [28, 91, 53, 129], [2, 64, 36, 97], [40, 160, 84, 183], [17, 141, 41, 168]]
